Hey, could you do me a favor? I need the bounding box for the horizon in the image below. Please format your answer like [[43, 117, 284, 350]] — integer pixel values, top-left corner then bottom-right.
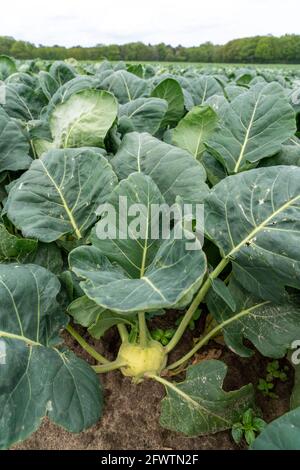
[[1, 33, 299, 50], [1, 0, 299, 48]]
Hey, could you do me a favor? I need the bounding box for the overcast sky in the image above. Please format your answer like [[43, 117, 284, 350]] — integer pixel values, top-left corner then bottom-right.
[[1, 0, 299, 47]]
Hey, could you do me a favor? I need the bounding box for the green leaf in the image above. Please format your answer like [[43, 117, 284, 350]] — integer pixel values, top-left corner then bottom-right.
[[49, 89, 118, 148], [206, 278, 300, 358], [0, 224, 37, 261], [3, 73, 48, 120], [202, 152, 227, 186], [231, 424, 244, 444], [118, 97, 167, 135], [245, 429, 256, 446], [0, 55, 17, 80], [206, 83, 296, 174], [252, 407, 300, 450], [211, 278, 236, 312], [151, 78, 185, 127], [6, 148, 118, 242], [49, 61, 77, 85], [205, 166, 300, 301], [25, 242, 64, 274], [111, 132, 209, 205], [0, 107, 32, 173], [101, 70, 149, 104], [173, 105, 218, 159], [68, 295, 134, 338], [38, 71, 59, 101], [261, 137, 300, 168], [126, 64, 144, 78], [182, 76, 223, 109], [0, 263, 102, 449], [159, 360, 254, 436], [70, 172, 207, 314]]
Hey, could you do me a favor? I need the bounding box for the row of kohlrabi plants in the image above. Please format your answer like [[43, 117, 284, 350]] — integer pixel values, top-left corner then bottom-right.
[[0, 55, 300, 449]]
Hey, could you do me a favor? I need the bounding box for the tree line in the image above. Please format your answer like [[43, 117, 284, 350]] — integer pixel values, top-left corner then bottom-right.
[[0, 34, 300, 63]]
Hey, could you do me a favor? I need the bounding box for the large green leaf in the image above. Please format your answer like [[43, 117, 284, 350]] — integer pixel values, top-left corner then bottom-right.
[[3, 73, 48, 120], [101, 70, 149, 104], [0, 263, 103, 449], [206, 278, 300, 358], [173, 105, 218, 159], [118, 97, 167, 135], [252, 407, 300, 450], [159, 360, 254, 436], [91, 171, 165, 278], [205, 166, 300, 301], [0, 107, 32, 173], [70, 173, 207, 314], [206, 83, 296, 174], [49, 89, 118, 148], [6, 148, 118, 242], [111, 132, 209, 205], [151, 78, 185, 127], [43, 75, 103, 118]]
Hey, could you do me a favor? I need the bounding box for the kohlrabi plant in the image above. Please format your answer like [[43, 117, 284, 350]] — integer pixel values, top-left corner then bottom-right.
[[1, 57, 300, 450]]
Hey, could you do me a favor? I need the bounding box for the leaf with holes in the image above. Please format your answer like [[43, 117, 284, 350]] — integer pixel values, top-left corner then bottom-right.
[[205, 166, 300, 301], [158, 360, 254, 436], [206, 278, 300, 357]]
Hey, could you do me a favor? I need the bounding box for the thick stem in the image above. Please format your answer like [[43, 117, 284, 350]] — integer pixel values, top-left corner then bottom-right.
[[167, 301, 269, 370], [117, 324, 128, 343], [138, 311, 148, 347], [165, 258, 230, 353], [66, 324, 110, 364], [93, 360, 125, 374]]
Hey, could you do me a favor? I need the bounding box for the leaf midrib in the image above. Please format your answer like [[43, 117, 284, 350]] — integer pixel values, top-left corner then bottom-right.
[[227, 193, 300, 258]]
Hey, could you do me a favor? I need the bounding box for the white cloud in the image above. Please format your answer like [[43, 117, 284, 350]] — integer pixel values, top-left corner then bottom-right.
[[1, 0, 299, 46]]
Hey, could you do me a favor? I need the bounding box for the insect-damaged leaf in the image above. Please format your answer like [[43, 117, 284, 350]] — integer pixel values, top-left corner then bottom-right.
[[206, 278, 300, 358], [159, 360, 254, 436], [205, 166, 300, 301], [0, 264, 103, 449]]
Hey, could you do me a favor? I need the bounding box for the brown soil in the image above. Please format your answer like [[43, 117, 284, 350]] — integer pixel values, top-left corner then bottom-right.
[[13, 312, 293, 450]]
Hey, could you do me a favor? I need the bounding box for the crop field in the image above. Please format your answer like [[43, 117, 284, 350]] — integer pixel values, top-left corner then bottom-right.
[[0, 55, 300, 451]]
